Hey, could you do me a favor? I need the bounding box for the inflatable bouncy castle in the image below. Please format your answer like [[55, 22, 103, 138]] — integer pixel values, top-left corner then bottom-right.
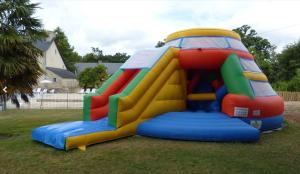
[[32, 28, 284, 150]]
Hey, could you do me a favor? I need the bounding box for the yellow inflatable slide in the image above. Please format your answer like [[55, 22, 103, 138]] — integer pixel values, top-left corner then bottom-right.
[[32, 47, 187, 150]]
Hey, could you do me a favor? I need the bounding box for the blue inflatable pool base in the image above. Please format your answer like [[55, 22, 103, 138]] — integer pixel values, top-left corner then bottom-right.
[[32, 112, 283, 149], [137, 112, 260, 142], [240, 115, 283, 132]]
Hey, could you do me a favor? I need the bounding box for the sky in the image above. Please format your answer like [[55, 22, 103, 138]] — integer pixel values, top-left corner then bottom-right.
[[33, 0, 300, 56]]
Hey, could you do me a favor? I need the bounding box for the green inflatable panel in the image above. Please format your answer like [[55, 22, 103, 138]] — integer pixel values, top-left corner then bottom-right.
[[221, 53, 254, 98], [83, 69, 123, 121]]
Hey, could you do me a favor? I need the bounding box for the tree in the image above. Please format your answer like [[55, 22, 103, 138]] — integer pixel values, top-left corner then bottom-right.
[[155, 41, 165, 48], [82, 53, 98, 62], [77, 65, 108, 89], [103, 52, 130, 63], [54, 27, 81, 72], [286, 69, 300, 91], [81, 47, 101, 62], [82, 47, 130, 63], [233, 25, 277, 82], [0, 0, 47, 107], [276, 40, 300, 81]]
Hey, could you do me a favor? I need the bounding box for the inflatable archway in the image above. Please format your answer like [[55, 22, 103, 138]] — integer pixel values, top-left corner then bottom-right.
[[32, 28, 284, 150]]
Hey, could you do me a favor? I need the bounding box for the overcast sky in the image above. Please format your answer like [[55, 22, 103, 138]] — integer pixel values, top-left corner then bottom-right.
[[33, 0, 300, 55]]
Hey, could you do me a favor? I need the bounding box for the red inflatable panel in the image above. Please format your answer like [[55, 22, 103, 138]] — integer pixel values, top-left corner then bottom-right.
[[212, 79, 223, 90], [90, 69, 140, 121], [117, 69, 139, 93], [222, 94, 284, 118], [90, 104, 108, 120], [179, 49, 254, 70]]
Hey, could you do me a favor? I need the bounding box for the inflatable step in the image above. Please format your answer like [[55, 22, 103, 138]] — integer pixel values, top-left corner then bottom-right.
[[32, 117, 115, 149], [137, 112, 260, 142]]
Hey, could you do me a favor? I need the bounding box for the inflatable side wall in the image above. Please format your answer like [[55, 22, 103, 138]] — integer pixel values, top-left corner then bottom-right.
[[221, 54, 284, 118]]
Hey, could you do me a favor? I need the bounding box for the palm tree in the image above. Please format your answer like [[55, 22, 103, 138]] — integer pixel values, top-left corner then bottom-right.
[[0, 0, 47, 107]]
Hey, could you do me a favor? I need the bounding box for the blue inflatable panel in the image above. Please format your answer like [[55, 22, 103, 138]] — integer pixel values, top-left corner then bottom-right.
[[239, 115, 284, 132], [32, 117, 115, 150], [216, 86, 228, 102], [137, 112, 260, 142]]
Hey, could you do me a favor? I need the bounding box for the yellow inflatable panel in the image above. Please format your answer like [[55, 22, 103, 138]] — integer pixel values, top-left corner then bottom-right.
[[118, 48, 179, 111], [165, 28, 241, 42], [187, 93, 216, 101], [117, 48, 186, 127], [243, 71, 268, 81], [65, 47, 187, 150], [66, 118, 144, 150]]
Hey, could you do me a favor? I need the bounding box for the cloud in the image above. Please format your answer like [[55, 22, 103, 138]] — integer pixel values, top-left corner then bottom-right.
[[33, 0, 300, 55]]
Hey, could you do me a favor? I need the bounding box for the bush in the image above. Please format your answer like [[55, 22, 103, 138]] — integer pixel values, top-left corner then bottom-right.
[[272, 69, 300, 92], [77, 65, 108, 89]]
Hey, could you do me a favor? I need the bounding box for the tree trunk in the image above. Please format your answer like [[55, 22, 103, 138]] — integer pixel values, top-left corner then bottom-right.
[[0, 94, 6, 111]]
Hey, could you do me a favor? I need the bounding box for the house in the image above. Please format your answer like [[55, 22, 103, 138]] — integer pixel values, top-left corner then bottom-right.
[[74, 62, 123, 76], [33, 32, 78, 90]]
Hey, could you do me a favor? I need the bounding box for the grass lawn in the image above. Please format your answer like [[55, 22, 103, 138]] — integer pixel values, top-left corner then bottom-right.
[[0, 109, 300, 174]]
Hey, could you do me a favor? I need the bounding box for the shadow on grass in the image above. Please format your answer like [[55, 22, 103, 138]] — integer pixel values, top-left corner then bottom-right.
[[0, 133, 13, 140]]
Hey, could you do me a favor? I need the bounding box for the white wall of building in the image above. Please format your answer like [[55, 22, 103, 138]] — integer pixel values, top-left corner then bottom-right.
[[45, 42, 66, 69], [37, 70, 78, 89], [35, 38, 79, 90]]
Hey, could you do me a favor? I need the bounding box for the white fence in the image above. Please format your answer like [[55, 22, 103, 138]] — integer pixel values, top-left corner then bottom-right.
[[6, 93, 84, 109], [5, 91, 300, 109]]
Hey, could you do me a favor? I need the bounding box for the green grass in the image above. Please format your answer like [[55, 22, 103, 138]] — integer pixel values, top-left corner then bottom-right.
[[0, 109, 300, 174]]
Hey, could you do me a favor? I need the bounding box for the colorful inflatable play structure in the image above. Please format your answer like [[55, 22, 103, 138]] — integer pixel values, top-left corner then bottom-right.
[[32, 28, 284, 150]]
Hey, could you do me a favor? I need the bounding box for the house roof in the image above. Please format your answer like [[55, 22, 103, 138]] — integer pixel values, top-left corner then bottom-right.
[[46, 67, 76, 79], [33, 40, 53, 52], [32, 31, 56, 52], [74, 63, 98, 74], [101, 63, 123, 74], [74, 62, 123, 75]]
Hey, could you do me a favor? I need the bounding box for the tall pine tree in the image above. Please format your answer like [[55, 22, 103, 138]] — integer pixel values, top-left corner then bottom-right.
[[0, 0, 47, 107]]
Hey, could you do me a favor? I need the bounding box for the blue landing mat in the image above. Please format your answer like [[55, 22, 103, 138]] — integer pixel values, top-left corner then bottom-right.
[[32, 117, 115, 149], [137, 112, 260, 142]]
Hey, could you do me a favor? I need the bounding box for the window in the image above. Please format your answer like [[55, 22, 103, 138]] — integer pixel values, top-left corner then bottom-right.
[[55, 49, 57, 54], [53, 78, 56, 82], [121, 48, 167, 69], [240, 58, 262, 72], [250, 80, 277, 97], [227, 38, 248, 52], [164, 39, 181, 47], [181, 37, 229, 49]]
